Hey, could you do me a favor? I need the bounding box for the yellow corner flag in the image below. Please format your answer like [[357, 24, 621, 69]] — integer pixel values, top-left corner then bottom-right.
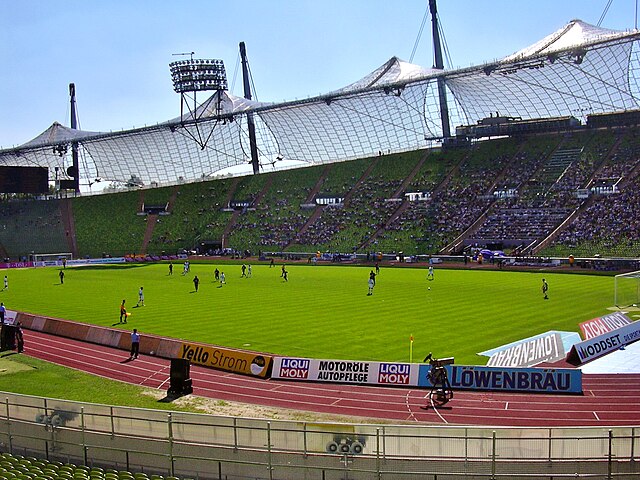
[[409, 334, 414, 363]]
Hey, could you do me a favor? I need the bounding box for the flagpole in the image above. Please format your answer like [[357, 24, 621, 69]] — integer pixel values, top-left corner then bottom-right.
[[410, 334, 414, 363]]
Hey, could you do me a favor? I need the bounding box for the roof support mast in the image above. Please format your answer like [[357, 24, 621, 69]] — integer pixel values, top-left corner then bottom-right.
[[429, 0, 451, 139], [69, 83, 80, 193], [239, 42, 260, 175]]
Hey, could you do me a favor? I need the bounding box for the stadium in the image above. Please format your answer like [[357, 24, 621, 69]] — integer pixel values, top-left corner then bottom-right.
[[1, 2, 640, 479]]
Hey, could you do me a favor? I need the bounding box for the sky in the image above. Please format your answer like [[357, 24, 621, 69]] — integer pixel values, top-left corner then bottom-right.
[[1, 0, 638, 149]]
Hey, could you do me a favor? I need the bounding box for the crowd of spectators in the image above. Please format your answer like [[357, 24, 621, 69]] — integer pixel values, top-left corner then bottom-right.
[[381, 141, 522, 252], [470, 130, 619, 248], [548, 186, 640, 256], [149, 182, 233, 250], [293, 175, 405, 250], [473, 207, 570, 242], [6, 126, 640, 261], [544, 130, 640, 256], [0, 200, 68, 258], [229, 170, 318, 248]]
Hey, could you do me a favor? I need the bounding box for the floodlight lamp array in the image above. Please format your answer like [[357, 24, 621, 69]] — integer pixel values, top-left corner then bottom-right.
[[169, 59, 228, 93]]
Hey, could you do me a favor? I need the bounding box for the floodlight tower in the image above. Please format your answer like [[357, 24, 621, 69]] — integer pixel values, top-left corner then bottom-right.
[[429, 0, 451, 139], [68, 83, 80, 193], [169, 54, 228, 149], [239, 42, 260, 175]]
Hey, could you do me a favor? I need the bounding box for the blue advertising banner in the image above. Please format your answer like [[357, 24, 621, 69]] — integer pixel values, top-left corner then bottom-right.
[[570, 320, 640, 364], [418, 365, 582, 394]]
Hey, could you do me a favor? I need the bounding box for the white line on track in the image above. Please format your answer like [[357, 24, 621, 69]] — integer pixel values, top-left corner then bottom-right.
[[22, 330, 640, 426], [141, 365, 170, 388], [405, 391, 417, 422], [430, 396, 449, 424]]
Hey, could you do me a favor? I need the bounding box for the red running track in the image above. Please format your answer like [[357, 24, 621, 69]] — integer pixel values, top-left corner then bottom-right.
[[17, 329, 640, 427]]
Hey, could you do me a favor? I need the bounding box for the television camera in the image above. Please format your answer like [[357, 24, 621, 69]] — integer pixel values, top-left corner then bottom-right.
[[423, 353, 454, 406]]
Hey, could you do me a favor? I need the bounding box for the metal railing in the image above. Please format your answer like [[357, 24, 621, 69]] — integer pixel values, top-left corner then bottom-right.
[[0, 391, 638, 479]]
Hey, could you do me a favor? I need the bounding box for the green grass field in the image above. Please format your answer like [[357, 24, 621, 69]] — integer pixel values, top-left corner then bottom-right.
[[0, 355, 197, 412], [0, 262, 617, 365]]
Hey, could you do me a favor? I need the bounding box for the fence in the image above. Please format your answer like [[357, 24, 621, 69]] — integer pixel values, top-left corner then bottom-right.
[[0, 391, 638, 480]]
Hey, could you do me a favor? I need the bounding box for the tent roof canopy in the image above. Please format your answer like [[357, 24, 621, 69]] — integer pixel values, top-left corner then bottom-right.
[[2, 18, 639, 187], [503, 19, 626, 62]]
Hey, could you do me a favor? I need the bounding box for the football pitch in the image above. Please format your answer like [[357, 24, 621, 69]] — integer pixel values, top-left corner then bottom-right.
[[0, 262, 616, 365]]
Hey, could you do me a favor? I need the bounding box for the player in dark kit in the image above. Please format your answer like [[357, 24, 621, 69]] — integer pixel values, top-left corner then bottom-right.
[[542, 278, 549, 300], [120, 300, 127, 323]]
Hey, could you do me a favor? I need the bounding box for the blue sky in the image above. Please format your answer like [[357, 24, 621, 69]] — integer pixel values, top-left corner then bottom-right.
[[0, 0, 637, 149]]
